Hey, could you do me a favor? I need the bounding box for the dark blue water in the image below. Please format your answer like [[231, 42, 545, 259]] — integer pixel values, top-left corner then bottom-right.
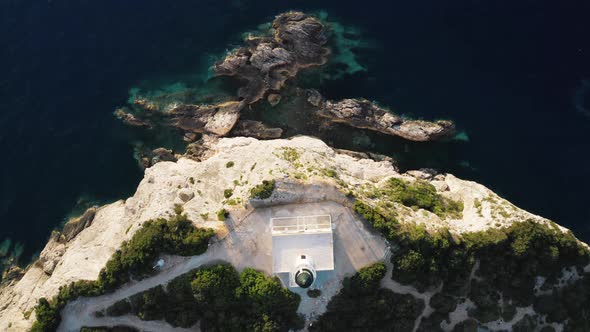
[[1, 0, 589, 269]]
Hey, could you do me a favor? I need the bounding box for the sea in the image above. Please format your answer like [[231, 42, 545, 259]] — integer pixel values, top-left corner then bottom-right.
[[1, 0, 589, 272]]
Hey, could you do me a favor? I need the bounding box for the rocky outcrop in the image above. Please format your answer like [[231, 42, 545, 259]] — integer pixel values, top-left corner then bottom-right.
[[230, 120, 283, 139], [117, 100, 245, 138], [61, 207, 97, 242], [318, 98, 455, 142], [267, 94, 281, 106], [334, 148, 398, 170], [214, 11, 329, 104], [0, 266, 23, 287], [114, 108, 152, 128], [166, 101, 244, 136], [184, 135, 220, 162], [134, 146, 179, 170]]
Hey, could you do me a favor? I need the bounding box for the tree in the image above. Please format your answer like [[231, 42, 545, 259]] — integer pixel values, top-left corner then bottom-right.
[[191, 264, 239, 308]]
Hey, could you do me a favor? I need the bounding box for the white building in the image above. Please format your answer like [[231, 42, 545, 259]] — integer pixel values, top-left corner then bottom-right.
[[271, 215, 334, 288]]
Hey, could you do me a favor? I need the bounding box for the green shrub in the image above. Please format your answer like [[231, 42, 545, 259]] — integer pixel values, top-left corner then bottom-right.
[[173, 204, 183, 215], [98, 214, 214, 291], [350, 262, 386, 292], [31, 214, 215, 330], [103, 264, 302, 332], [223, 189, 233, 198], [226, 161, 235, 168], [129, 286, 167, 321], [353, 197, 590, 302], [191, 264, 240, 308], [250, 180, 276, 199], [307, 289, 322, 298], [217, 209, 228, 221], [383, 178, 463, 219], [312, 263, 424, 332], [321, 168, 338, 178], [106, 299, 131, 317], [280, 148, 300, 162], [31, 298, 60, 332]]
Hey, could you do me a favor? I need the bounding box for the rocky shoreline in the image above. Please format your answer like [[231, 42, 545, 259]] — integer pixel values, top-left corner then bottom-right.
[[114, 11, 455, 150]]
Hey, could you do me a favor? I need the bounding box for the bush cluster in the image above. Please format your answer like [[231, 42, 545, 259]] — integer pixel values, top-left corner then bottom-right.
[[353, 198, 590, 330], [249, 180, 276, 199], [98, 213, 215, 291], [31, 214, 215, 331], [312, 262, 424, 331], [104, 264, 302, 332], [383, 178, 463, 218]]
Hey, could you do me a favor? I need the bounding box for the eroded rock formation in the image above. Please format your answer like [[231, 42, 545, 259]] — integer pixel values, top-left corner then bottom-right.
[[230, 120, 283, 139], [214, 12, 329, 104], [318, 98, 455, 141]]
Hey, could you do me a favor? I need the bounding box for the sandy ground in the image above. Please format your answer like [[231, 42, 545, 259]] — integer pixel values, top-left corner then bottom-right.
[[58, 201, 388, 332]]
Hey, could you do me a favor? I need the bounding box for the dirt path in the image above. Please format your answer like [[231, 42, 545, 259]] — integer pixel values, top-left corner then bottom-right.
[[59, 243, 230, 331]]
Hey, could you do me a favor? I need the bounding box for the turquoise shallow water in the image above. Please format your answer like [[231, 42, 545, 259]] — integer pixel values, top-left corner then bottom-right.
[[1, 0, 589, 273]]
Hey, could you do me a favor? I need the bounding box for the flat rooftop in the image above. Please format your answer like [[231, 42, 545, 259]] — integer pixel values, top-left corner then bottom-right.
[[271, 215, 334, 273]]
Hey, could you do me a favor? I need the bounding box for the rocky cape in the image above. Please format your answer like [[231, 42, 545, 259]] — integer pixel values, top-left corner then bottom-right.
[[0, 135, 579, 331]]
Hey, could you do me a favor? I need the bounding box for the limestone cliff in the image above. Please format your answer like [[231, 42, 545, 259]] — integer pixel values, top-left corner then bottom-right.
[[0, 136, 579, 331]]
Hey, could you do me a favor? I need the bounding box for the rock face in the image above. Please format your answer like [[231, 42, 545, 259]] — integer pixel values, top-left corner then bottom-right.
[[230, 120, 283, 139], [0, 135, 568, 331], [165, 101, 244, 136], [318, 98, 455, 141], [215, 11, 329, 104], [61, 207, 97, 242], [116, 100, 245, 137]]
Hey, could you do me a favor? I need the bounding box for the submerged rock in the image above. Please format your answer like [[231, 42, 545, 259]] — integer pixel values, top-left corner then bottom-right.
[[114, 108, 152, 128], [319, 98, 455, 141], [267, 93, 281, 106], [230, 120, 283, 139], [306, 88, 324, 107]]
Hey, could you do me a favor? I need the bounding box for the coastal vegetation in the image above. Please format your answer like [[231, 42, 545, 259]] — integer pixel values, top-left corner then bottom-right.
[[352, 198, 590, 330], [311, 262, 424, 331], [103, 263, 302, 331], [31, 211, 215, 332], [380, 177, 464, 219], [216, 209, 228, 221], [250, 180, 276, 199], [223, 188, 233, 198]]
